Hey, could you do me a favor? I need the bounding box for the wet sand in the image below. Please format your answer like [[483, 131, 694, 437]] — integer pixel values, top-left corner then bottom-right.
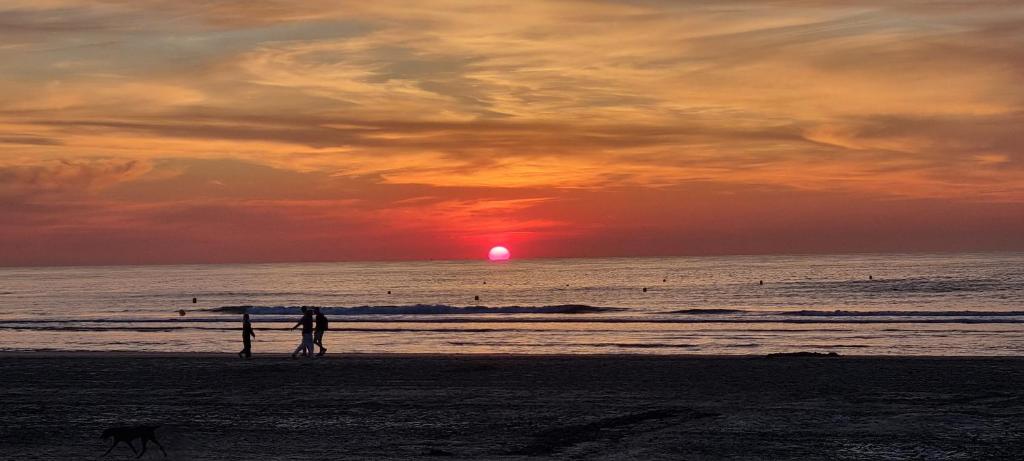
[[1, 353, 1022, 460]]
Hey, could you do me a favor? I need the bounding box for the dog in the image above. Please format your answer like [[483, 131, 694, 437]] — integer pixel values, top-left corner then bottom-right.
[[100, 425, 167, 458]]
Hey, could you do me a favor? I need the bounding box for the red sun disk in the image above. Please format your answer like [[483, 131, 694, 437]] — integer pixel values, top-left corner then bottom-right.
[[488, 246, 510, 261]]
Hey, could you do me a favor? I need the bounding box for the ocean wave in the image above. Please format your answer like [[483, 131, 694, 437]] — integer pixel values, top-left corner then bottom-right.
[[446, 341, 697, 349], [210, 304, 625, 315], [669, 309, 747, 315], [585, 343, 697, 349], [122, 291, 314, 299], [0, 325, 536, 333], [781, 310, 1024, 317], [0, 326, 181, 332], [663, 308, 1024, 317], [801, 344, 870, 348], [789, 277, 1010, 294]]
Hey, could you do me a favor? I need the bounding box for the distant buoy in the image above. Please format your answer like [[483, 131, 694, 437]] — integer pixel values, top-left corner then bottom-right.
[[192, 297, 197, 304], [663, 278, 667, 282], [759, 280, 764, 286], [178, 309, 186, 317], [869, 275, 873, 280], [642, 287, 648, 293], [387, 290, 391, 294], [474, 295, 480, 301], [483, 281, 487, 285]]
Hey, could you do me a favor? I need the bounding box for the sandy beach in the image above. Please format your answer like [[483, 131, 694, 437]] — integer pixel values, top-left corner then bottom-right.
[[0, 354, 1022, 460]]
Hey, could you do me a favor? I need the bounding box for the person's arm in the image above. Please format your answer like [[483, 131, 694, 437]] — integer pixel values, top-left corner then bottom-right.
[[292, 319, 302, 329], [248, 325, 256, 338]]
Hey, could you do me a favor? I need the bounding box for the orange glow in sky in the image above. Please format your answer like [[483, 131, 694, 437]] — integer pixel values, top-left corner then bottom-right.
[[1, 1, 1023, 266]]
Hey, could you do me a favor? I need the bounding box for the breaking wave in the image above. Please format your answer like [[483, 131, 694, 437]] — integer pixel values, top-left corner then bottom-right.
[[785, 277, 1011, 294], [210, 304, 625, 315], [669, 309, 748, 315], [663, 309, 1024, 318], [781, 310, 1024, 317]]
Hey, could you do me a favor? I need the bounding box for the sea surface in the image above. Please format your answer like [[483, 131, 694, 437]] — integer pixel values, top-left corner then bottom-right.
[[1, 253, 1022, 355]]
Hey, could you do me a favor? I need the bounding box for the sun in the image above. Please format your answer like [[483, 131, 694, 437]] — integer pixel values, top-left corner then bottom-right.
[[488, 246, 511, 261]]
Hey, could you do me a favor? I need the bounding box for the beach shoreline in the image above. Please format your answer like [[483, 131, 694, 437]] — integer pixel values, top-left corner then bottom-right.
[[1, 354, 1022, 459], [1, 350, 1024, 360]]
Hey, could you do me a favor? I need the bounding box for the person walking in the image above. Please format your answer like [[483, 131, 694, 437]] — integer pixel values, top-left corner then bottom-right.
[[291, 307, 314, 358], [238, 313, 255, 359], [313, 307, 329, 357]]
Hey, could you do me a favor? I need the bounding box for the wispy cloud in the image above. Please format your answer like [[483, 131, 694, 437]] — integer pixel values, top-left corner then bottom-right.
[[1, 1, 1023, 264]]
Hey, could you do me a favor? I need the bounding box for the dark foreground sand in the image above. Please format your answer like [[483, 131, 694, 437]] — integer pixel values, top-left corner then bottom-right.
[[1, 354, 1022, 460]]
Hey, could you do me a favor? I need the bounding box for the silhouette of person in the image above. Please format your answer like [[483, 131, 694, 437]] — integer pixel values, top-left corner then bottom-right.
[[313, 307, 329, 357], [238, 313, 255, 358], [291, 307, 314, 358]]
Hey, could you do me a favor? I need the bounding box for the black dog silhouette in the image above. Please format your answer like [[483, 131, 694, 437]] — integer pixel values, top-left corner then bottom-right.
[[101, 425, 166, 458]]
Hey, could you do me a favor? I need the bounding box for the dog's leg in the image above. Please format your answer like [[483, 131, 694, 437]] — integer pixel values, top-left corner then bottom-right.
[[101, 440, 118, 457], [151, 437, 168, 457], [127, 440, 138, 455], [137, 439, 148, 458]]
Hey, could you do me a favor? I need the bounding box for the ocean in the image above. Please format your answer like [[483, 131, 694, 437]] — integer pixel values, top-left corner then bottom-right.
[[1, 253, 1022, 355]]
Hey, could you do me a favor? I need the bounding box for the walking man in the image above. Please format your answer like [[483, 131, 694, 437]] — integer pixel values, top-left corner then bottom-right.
[[238, 313, 255, 358], [291, 307, 314, 358], [313, 307, 329, 357]]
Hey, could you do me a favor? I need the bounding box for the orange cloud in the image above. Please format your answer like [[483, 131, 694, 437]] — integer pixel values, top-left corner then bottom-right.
[[1, 1, 1023, 264]]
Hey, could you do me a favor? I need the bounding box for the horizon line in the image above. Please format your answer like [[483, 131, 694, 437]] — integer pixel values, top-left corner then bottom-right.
[[2, 248, 1021, 270]]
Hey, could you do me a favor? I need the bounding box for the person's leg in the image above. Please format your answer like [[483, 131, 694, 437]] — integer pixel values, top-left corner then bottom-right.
[[303, 333, 314, 357], [293, 338, 306, 357], [315, 331, 325, 355]]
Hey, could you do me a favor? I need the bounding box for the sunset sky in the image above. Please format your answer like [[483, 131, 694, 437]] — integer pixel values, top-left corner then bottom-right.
[[1, 1, 1023, 265]]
